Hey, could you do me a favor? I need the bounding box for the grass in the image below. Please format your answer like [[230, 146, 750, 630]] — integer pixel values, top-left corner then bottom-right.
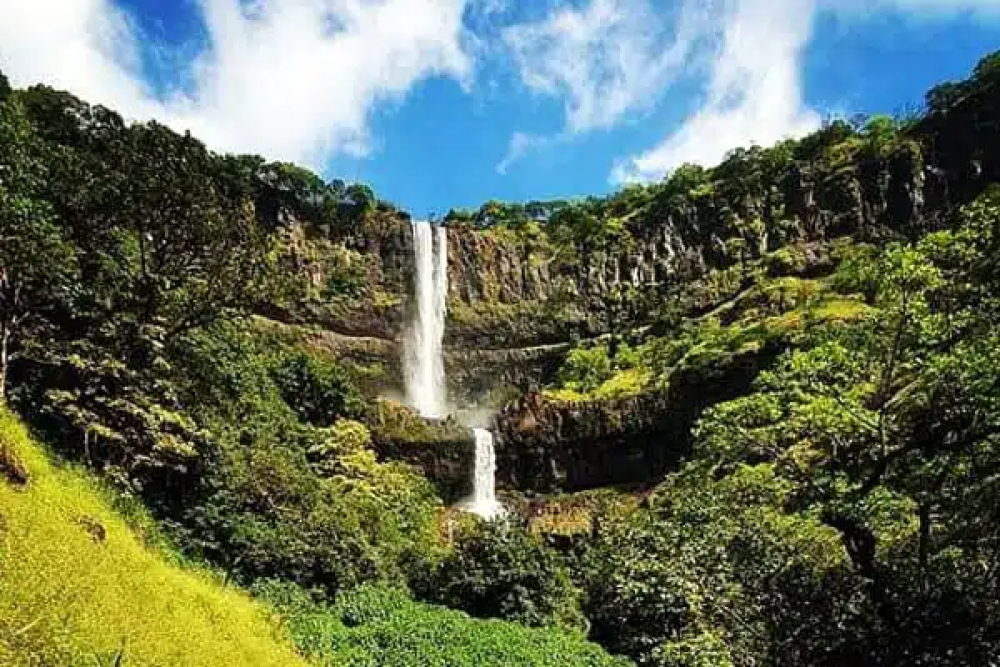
[[0, 409, 308, 667], [260, 584, 632, 667]]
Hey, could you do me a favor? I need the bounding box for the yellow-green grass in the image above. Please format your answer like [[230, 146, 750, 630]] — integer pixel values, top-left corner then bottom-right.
[[0, 409, 308, 667]]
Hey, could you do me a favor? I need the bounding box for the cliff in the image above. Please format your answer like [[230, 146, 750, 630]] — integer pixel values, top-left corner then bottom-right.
[[271, 54, 1000, 495]]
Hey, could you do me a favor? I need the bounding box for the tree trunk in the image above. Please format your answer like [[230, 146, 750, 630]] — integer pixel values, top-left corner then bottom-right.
[[823, 511, 897, 626], [0, 321, 9, 403]]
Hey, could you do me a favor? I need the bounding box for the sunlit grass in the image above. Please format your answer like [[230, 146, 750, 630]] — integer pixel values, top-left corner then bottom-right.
[[0, 409, 307, 667]]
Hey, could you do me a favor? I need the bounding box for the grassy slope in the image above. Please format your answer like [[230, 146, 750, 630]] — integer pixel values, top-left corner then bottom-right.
[[0, 410, 307, 667]]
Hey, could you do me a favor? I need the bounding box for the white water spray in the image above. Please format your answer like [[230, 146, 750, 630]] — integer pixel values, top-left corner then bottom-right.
[[405, 220, 449, 418], [403, 220, 503, 520]]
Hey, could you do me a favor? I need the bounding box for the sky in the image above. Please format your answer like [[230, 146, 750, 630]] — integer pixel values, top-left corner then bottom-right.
[[0, 1, 998, 216]]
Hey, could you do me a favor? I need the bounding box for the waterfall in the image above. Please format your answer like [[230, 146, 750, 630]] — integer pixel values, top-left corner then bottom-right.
[[404, 220, 502, 520], [404, 220, 449, 419], [465, 428, 504, 520]]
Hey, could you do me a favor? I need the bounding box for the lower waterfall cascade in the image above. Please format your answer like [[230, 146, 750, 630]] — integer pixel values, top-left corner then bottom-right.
[[404, 219, 503, 519], [462, 428, 504, 520]]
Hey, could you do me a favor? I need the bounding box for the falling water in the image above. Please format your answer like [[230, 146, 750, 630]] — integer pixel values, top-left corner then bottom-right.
[[404, 220, 502, 519], [404, 220, 449, 419], [465, 428, 504, 519]]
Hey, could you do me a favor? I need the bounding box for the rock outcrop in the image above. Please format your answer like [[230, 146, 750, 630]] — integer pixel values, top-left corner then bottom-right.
[[367, 399, 474, 501], [494, 341, 780, 493]]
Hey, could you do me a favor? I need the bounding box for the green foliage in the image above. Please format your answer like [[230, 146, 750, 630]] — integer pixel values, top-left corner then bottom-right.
[[421, 519, 585, 630], [258, 583, 630, 667], [173, 325, 440, 597], [0, 410, 307, 666], [678, 190, 1000, 663], [555, 345, 613, 394], [4, 50, 1000, 667], [0, 94, 78, 400], [270, 351, 364, 427], [926, 49, 1000, 114], [547, 343, 649, 402], [581, 464, 872, 667]]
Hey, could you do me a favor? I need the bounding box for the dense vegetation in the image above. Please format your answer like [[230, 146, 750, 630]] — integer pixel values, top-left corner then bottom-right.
[[2, 52, 1000, 665], [258, 583, 628, 666], [0, 409, 307, 666]]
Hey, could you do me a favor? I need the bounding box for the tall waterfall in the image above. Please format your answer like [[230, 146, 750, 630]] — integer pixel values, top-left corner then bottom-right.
[[404, 220, 503, 520], [404, 220, 449, 419]]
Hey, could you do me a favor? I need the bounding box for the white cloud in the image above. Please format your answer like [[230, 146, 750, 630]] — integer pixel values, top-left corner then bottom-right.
[[613, 0, 821, 183], [0, 0, 158, 117], [496, 131, 553, 174], [612, 0, 1000, 183], [503, 0, 708, 134], [0, 0, 472, 168]]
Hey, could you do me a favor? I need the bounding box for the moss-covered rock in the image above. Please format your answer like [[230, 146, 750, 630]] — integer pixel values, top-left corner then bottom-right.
[[368, 399, 474, 501]]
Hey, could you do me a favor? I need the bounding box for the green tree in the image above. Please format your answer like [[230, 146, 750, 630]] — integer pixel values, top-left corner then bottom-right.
[[423, 519, 584, 629], [100, 123, 263, 341], [0, 94, 77, 400], [555, 345, 613, 394], [270, 351, 363, 427]]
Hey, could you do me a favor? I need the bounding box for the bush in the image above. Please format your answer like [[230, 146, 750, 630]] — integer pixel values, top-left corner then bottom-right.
[[420, 519, 585, 630], [556, 345, 613, 394], [270, 351, 364, 427], [174, 326, 440, 597]]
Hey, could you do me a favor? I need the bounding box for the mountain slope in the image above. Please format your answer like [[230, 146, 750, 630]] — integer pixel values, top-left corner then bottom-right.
[[0, 409, 308, 667]]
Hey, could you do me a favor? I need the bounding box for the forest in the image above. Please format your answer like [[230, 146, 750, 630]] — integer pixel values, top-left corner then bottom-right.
[[1, 51, 1000, 666]]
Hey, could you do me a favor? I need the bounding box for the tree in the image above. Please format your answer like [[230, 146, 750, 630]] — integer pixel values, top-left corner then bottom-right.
[[89, 122, 263, 345], [345, 183, 376, 220], [270, 351, 363, 427], [0, 70, 10, 104], [688, 192, 1000, 661], [602, 283, 639, 359], [0, 94, 77, 401], [555, 345, 613, 394], [423, 519, 584, 629]]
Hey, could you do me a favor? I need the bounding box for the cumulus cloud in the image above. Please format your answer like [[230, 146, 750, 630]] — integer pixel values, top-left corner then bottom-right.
[[612, 0, 1000, 183], [503, 0, 709, 134], [0, 0, 471, 168], [0, 0, 157, 117], [613, 0, 821, 183]]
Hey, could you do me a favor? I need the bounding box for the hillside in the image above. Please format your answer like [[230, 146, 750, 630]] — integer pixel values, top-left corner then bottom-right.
[[0, 409, 628, 665], [0, 409, 307, 666]]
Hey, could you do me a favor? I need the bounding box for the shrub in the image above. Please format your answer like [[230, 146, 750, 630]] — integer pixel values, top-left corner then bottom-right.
[[270, 351, 363, 426], [556, 345, 613, 394], [420, 519, 585, 630]]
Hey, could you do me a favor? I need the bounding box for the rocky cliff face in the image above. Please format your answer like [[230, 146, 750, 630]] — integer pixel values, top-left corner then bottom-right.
[[442, 145, 948, 333], [493, 341, 779, 493], [278, 56, 999, 358], [493, 391, 680, 493], [291, 70, 1000, 496]]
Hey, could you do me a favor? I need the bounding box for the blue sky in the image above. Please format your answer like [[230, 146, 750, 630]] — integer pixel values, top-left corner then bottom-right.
[[0, 1, 998, 216]]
